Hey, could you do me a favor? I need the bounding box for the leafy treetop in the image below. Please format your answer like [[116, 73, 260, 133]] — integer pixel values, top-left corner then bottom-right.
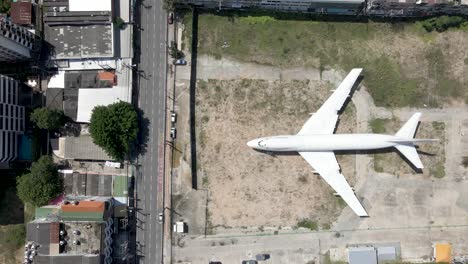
[[30, 108, 65, 130], [16, 156, 63, 207], [89, 101, 139, 161]]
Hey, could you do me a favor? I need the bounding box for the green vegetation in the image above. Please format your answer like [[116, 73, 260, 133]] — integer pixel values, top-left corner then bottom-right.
[[30, 108, 65, 130], [113, 17, 125, 29], [89, 101, 139, 161], [162, 0, 175, 11], [370, 118, 387, 134], [169, 41, 184, 59], [0, 224, 25, 263], [374, 154, 385, 173], [187, 13, 468, 107], [16, 156, 63, 207], [430, 163, 445, 178], [296, 219, 318, 230], [323, 251, 348, 264], [420, 16, 467, 32], [432, 121, 445, 131], [0, 0, 11, 14], [4, 224, 25, 248]]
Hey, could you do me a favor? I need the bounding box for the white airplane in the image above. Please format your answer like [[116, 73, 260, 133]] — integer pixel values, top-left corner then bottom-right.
[[247, 68, 438, 217]]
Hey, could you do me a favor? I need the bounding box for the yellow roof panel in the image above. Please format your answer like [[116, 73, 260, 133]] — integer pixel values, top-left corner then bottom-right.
[[435, 243, 451, 263]]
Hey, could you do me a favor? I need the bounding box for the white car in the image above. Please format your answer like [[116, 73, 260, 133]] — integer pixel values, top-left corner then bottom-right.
[[171, 112, 177, 123], [170, 127, 177, 139], [158, 212, 164, 224]]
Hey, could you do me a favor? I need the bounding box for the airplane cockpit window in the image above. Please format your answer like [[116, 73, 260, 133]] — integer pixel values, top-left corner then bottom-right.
[[258, 140, 266, 147]]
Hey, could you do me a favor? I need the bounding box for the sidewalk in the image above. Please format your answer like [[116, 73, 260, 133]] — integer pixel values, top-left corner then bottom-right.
[[163, 16, 177, 264]]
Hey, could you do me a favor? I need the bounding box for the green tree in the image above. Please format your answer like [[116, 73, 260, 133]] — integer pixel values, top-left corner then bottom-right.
[[89, 101, 139, 161], [0, 0, 11, 14], [162, 0, 175, 11], [421, 16, 465, 32], [16, 156, 63, 207], [30, 108, 65, 130], [168, 41, 184, 59], [113, 16, 125, 29]]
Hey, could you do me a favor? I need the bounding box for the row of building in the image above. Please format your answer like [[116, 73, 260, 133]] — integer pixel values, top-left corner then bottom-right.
[[1, 0, 136, 263], [177, 0, 468, 17]]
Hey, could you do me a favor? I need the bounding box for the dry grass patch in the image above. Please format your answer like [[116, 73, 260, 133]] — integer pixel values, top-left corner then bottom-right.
[[196, 79, 357, 230]]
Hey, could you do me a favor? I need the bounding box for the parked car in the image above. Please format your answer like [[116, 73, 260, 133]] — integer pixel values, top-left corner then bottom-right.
[[173, 59, 187, 65], [170, 127, 177, 139], [168, 12, 174, 24], [255, 254, 270, 261], [158, 212, 164, 224], [171, 112, 177, 123], [241, 261, 257, 264], [209, 262, 222, 264]]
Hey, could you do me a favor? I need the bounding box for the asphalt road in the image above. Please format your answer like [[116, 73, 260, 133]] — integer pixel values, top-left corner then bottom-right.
[[135, 0, 167, 263]]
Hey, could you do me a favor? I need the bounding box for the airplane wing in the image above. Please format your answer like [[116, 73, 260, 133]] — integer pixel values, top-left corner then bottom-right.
[[297, 68, 363, 135], [299, 151, 368, 217]]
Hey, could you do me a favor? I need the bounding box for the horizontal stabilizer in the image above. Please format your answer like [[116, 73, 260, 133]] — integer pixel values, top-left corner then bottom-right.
[[396, 113, 421, 138], [395, 144, 423, 169]]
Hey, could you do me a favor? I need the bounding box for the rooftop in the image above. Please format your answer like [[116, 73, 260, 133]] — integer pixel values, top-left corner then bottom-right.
[[62, 222, 103, 254], [34, 254, 100, 264], [69, 0, 112, 12], [60, 136, 112, 161], [348, 247, 377, 264], [61, 200, 105, 212], [11, 1, 32, 25], [435, 243, 451, 263], [45, 24, 113, 59]]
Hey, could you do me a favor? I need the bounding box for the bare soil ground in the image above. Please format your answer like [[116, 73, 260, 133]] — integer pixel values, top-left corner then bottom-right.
[[373, 119, 446, 178], [195, 79, 357, 229]]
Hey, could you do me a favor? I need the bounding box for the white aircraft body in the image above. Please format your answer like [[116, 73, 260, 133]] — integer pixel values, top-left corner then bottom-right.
[[247, 68, 437, 217]]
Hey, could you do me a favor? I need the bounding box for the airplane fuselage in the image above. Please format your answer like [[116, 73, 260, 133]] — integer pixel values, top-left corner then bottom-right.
[[247, 134, 403, 152]]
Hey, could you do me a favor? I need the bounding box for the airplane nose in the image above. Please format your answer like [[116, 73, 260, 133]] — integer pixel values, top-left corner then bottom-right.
[[247, 139, 257, 148]]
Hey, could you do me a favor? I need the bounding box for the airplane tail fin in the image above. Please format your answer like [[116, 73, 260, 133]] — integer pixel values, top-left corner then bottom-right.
[[393, 112, 426, 169]]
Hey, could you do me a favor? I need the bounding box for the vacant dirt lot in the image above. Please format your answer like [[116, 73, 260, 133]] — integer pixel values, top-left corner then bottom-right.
[[195, 79, 357, 229]]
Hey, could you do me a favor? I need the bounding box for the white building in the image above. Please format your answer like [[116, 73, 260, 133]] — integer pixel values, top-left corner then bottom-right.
[[0, 17, 35, 62], [0, 75, 25, 163]]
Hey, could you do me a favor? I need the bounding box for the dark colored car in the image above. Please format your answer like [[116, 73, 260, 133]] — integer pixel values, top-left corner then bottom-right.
[[168, 12, 174, 24], [209, 262, 222, 264], [255, 254, 270, 261], [241, 261, 257, 264]]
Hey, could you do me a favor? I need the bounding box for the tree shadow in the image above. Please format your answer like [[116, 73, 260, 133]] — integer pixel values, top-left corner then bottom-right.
[[136, 108, 150, 157]]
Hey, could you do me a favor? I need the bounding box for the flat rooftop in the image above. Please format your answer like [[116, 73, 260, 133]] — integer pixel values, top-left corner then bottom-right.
[[45, 24, 113, 59], [63, 222, 103, 254]]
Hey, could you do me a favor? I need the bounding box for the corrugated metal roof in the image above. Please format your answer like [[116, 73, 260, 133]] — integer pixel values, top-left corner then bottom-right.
[[377, 247, 396, 262], [11, 2, 32, 25], [62, 200, 105, 213], [61, 211, 104, 221], [348, 247, 377, 264], [63, 136, 111, 161]]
